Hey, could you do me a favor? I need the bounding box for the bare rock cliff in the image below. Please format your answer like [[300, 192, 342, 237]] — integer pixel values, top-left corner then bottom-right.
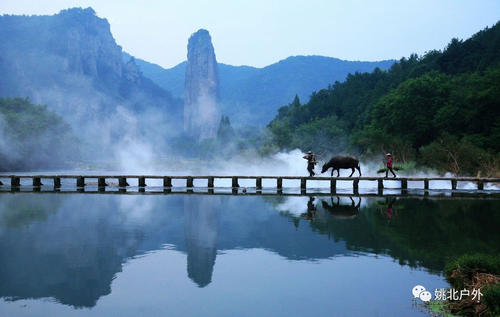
[[184, 29, 220, 139]]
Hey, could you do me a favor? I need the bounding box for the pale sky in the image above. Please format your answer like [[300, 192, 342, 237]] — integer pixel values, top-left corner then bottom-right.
[[1, 0, 499, 68]]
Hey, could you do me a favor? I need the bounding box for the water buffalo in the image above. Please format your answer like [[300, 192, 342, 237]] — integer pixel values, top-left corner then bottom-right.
[[321, 155, 361, 177]]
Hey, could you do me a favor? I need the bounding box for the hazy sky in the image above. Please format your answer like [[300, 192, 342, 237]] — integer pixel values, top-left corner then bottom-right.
[[1, 0, 499, 68]]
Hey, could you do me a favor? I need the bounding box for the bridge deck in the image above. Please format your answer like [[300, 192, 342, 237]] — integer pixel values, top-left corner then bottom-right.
[[0, 175, 499, 181]]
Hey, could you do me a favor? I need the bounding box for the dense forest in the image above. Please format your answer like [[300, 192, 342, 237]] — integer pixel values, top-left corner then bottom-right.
[[0, 98, 78, 171], [266, 22, 500, 176]]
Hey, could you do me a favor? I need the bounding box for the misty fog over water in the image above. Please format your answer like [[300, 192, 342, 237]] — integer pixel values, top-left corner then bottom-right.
[[3, 148, 498, 191]]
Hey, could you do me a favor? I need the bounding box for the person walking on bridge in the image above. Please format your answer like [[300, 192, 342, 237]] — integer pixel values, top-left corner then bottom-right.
[[385, 153, 397, 178], [303, 151, 317, 177]]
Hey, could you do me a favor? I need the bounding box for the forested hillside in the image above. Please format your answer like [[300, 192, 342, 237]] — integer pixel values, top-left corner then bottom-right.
[[0, 98, 78, 171], [267, 22, 500, 176]]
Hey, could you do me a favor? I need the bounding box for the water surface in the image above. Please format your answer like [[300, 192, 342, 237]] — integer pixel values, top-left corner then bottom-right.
[[0, 193, 499, 316]]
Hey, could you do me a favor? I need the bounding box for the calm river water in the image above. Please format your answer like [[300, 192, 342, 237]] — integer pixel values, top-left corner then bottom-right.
[[0, 192, 499, 316]]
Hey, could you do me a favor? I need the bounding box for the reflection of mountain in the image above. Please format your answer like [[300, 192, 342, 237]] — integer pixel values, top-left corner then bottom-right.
[[184, 196, 220, 287], [0, 195, 142, 307], [0, 193, 499, 308]]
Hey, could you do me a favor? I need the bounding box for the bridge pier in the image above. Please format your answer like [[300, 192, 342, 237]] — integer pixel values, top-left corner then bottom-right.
[[163, 177, 172, 188], [478, 181, 484, 190], [401, 178, 408, 195], [451, 180, 457, 190], [256, 177, 262, 190], [119, 177, 129, 187], [277, 178, 283, 190], [54, 177, 61, 189], [98, 177, 106, 188], [11, 176, 20, 187], [33, 177, 42, 187], [207, 177, 214, 188], [186, 177, 193, 188], [76, 176, 84, 187], [300, 178, 306, 190], [378, 179, 383, 195], [401, 178, 408, 190], [353, 179, 359, 195], [424, 179, 429, 190], [330, 179, 336, 192], [139, 177, 146, 187], [232, 177, 239, 188]]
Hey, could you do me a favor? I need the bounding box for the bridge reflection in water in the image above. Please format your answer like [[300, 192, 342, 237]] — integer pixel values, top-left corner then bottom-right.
[[1, 184, 499, 199]]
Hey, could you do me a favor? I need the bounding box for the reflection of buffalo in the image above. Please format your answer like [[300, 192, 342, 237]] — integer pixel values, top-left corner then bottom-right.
[[321, 155, 361, 177], [321, 197, 361, 219]]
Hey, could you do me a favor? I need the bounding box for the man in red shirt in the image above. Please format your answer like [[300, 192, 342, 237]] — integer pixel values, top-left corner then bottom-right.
[[385, 153, 397, 178]]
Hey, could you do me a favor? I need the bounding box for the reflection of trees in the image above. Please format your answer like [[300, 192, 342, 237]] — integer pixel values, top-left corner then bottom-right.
[[302, 197, 500, 272], [0, 194, 61, 228]]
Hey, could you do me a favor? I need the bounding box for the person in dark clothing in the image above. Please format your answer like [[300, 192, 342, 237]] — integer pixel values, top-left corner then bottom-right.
[[385, 153, 397, 178], [303, 151, 317, 177]]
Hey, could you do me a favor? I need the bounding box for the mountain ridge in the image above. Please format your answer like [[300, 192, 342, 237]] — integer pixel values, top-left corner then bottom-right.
[[124, 52, 395, 126], [0, 8, 183, 157]]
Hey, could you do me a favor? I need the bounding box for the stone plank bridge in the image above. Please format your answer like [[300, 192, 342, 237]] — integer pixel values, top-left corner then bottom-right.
[[0, 175, 498, 195]]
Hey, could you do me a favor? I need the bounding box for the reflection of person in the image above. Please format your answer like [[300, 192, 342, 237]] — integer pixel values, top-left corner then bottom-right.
[[385, 197, 396, 223], [301, 196, 317, 221], [303, 151, 317, 177], [384, 153, 397, 178]]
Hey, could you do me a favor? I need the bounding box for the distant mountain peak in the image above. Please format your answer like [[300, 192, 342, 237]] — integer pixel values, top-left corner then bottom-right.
[[184, 28, 220, 139], [192, 28, 210, 35], [58, 7, 96, 16], [187, 29, 214, 56]]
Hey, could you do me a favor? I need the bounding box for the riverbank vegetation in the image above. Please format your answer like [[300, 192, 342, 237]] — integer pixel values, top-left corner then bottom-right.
[[0, 97, 79, 171], [266, 22, 500, 176], [445, 254, 500, 316]]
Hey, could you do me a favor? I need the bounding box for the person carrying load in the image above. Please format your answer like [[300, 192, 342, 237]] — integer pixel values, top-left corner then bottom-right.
[[303, 151, 317, 177], [385, 153, 397, 178]]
